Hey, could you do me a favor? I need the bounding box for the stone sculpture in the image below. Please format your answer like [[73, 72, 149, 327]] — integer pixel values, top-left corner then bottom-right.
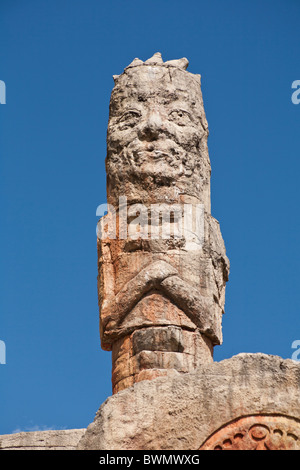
[[97, 52, 230, 393], [2, 53, 300, 452]]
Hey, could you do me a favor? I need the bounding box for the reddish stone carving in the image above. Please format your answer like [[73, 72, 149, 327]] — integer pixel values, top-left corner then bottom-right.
[[200, 415, 300, 450], [98, 52, 229, 393]]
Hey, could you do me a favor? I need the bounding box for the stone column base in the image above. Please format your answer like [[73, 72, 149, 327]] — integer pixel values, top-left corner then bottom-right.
[[111, 326, 213, 393]]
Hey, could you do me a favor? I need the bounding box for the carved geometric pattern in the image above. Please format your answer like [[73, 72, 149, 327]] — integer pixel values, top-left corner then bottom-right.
[[200, 415, 300, 450]]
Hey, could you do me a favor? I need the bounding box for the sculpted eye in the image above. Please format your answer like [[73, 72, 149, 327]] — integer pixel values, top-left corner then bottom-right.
[[168, 109, 192, 126], [119, 110, 141, 128]]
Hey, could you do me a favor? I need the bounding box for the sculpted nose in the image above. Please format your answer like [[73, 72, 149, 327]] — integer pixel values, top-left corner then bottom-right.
[[138, 111, 163, 140]]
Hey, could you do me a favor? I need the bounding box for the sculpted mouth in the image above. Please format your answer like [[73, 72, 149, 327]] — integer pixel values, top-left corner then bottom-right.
[[150, 150, 170, 160], [135, 149, 179, 161], [134, 150, 170, 161]]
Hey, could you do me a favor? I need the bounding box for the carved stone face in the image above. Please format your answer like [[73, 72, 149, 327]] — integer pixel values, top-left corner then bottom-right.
[[106, 64, 211, 208]]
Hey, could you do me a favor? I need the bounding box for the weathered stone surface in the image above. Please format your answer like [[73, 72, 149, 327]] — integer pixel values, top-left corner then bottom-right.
[[77, 354, 300, 450], [97, 53, 230, 392], [105, 52, 210, 209], [0, 429, 85, 450]]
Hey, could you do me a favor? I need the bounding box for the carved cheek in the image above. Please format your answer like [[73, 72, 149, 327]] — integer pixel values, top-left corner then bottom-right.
[[169, 126, 199, 148], [108, 127, 138, 150], [184, 126, 204, 147]]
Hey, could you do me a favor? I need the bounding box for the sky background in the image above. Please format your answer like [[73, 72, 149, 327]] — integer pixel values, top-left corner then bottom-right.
[[0, 0, 299, 435]]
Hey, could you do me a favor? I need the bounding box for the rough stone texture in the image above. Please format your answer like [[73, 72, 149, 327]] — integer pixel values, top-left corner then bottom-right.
[[106, 53, 210, 209], [0, 429, 85, 450], [77, 354, 300, 450], [97, 52, 230, 393], [112, 326, 213, 394]]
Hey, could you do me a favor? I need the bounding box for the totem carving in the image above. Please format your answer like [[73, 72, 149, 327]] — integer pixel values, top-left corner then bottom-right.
[[97, 53, 230, 393]]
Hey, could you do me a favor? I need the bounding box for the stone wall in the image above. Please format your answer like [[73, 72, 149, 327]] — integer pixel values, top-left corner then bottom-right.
[[78, 354, 300, 450], [0, 429, 85, 450]]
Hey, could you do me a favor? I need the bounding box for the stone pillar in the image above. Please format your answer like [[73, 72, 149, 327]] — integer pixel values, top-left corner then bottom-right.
[[97, 53, 230, 394]]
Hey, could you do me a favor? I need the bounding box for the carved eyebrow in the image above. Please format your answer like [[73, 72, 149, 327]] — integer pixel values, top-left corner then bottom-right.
[[118, 109, 141, 121], [163, 91, 179, 101], [169, 108, 192, 115]]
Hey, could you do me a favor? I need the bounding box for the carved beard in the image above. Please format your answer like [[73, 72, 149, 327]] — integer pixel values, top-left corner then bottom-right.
[[107, 144, 199, 181]]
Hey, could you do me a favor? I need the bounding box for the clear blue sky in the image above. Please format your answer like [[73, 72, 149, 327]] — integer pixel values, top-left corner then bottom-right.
[[0, 0, 299, 435]]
